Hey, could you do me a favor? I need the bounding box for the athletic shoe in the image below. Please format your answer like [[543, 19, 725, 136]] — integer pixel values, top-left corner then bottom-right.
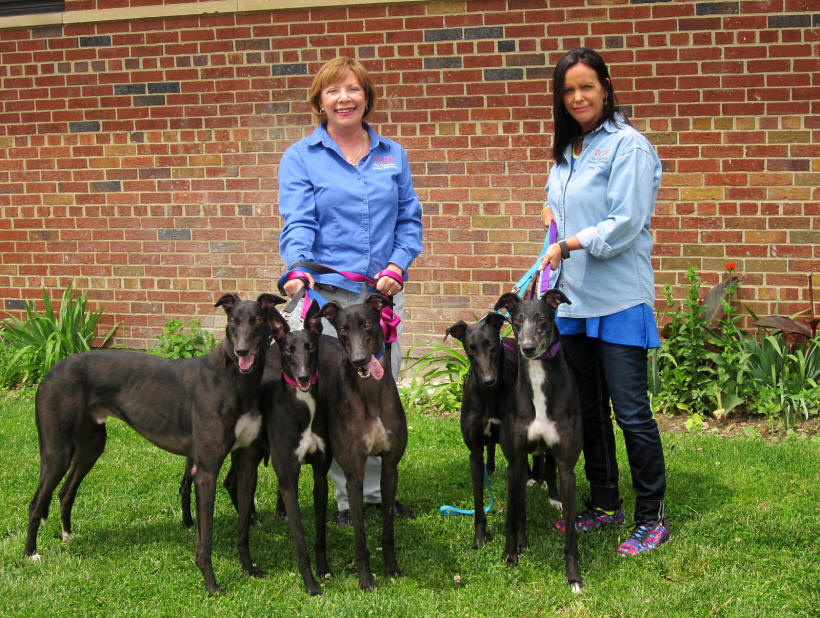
[[616, 519, 669, 555], [553, 498, 624, 532]]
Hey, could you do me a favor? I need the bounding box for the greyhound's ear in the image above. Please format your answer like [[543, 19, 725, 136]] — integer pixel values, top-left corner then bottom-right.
[[257, 293, 286, 310], [215, 293, 241, 314], [445, 320, 468, 342], [304, 300, 323, 335], [494, 292, 520, 315], [542, 289, 571, 309], [365, 293, 391, 313], [319, 301, 341, 325], [484, 312, 506, 332], [268, 307, 289, 342]]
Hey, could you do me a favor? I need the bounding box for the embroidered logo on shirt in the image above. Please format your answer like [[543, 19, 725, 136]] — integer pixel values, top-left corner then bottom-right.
[[592, 148, 610, 160], [373, 156, 397, 170]]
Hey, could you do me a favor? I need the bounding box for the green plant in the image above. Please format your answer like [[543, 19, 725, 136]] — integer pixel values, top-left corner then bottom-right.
[[152, 318, 218, 359], [402, 340, 470, 414], [0, 283, 117, 386], [652, 268, 715, 415]]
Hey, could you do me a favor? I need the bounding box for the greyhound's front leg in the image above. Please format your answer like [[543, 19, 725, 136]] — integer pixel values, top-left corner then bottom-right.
[[379, 455, 402, 577], [312, 458, 331, 578], [503, 453, 528, 566], [558, 459, 582, 594], [469, 448, 488, 549], [346, 470, 374, 590], [233, 447, 263, 579], [193, 464, 222, 595]]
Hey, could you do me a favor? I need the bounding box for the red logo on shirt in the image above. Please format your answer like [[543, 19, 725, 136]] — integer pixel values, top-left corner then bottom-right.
[[373, 156, 397, 170]]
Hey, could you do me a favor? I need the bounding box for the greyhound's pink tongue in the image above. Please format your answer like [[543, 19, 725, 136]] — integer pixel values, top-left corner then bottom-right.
[[238, 354, 254, 372], [367, 356, 384, 380]]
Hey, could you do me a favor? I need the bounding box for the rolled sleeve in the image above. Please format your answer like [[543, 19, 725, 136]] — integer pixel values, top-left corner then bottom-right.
[[580, 144, 657, 260]]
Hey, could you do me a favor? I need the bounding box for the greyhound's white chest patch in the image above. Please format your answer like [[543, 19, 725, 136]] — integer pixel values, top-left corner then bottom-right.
[[525, 361, 560, 447], [233, 412, 261, 451], [364, 418, 390, 455], [294, 390, 325, 462]]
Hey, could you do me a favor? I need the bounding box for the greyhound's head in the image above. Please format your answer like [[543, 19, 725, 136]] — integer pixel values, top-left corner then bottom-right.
[[320, 294, 390, 380], [493, 291, 570, 361], [446, 312, 508, 387], [215, 293, 284, 374], [268, 300, 323, 392]]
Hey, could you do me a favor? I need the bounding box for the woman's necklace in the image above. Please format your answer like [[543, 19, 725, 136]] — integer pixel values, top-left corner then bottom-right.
[[345, 130, 368, 166]]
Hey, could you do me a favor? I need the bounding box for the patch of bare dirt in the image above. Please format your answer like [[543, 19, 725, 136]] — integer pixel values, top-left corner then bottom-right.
[[654, 412, 820, 441]]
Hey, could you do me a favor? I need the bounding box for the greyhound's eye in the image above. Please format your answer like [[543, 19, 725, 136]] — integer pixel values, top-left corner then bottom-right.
[[230, 319, 238, 327], [255, 317, 262, 325]]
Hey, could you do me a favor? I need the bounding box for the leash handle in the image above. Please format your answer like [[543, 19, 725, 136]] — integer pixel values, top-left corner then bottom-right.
[[439, 462, 494, 517], [539, 220, 559, 296], [279, 261, 400, 343]]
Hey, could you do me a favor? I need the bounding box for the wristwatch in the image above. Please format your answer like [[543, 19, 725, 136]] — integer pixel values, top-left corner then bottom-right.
[[559, 240, 571, 259]]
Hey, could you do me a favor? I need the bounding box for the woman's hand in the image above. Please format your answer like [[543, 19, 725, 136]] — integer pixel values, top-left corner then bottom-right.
[[376, 263, 404, 296], [283, 272, 314, 297], [540, 243, 563, 272], [541, 206, 554, 229]]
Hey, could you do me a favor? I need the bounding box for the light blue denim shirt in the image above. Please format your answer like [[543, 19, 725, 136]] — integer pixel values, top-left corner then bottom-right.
[[546, 114, 662, 318], [278, 123, 423, 292]]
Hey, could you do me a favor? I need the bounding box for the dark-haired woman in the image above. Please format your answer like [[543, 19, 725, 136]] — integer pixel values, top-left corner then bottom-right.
[[540, 48, 669, 555]]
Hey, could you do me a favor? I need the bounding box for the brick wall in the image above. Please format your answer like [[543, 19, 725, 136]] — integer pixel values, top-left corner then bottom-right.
[[0, 0, 817, 352]]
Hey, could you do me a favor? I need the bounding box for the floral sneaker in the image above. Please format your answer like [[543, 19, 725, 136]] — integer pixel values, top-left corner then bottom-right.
[[553, 498, 625, 532], [616, 519, 669, 555]]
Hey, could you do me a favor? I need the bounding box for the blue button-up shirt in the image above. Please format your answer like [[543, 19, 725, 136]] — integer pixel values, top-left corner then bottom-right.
[[546, 115, 662, 319], [278, 123, 423, 292]]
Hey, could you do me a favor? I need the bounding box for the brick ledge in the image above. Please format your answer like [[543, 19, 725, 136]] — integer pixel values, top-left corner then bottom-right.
[[0, 0, 425, 30]]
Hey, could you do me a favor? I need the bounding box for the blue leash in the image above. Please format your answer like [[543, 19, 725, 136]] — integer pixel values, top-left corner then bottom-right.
[[440, 462, 494, 516]]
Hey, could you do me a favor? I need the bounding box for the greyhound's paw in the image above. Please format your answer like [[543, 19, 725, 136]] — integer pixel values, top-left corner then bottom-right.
[[61, 531, 73, 543], [248, 565, 264, 579], [502, 550, 520, 566], [207, 586, 227, 596], [28, 552, 41, 563], [358, 573, 375, 591], [571, 581, 583, 595], [549, 498, 563, 512]]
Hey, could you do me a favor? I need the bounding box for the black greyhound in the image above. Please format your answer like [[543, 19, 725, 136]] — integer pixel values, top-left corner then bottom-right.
[[263, 300, 333, 596], [494, 290, 584, 594], [445, 312, 516, 549], [319, 294, 407, 591], [24, 293, 282, 595]]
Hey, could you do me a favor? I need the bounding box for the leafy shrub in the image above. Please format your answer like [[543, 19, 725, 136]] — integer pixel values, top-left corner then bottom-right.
[[0, 283, 118, 387], [401, 341, 469, 414], [152, 318, 218, 359], [651, 268, 716, 415], [652, 266, 820, 426]]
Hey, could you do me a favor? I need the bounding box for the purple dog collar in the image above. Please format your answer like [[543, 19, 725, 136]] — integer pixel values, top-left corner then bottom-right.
[[535, 342, 560, 361]]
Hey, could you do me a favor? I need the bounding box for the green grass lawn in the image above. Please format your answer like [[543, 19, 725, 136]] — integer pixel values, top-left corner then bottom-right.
[[1, 388, 817, 617]]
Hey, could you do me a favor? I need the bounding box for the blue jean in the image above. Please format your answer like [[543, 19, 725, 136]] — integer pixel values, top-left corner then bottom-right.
[[560, 334, 666, 523]]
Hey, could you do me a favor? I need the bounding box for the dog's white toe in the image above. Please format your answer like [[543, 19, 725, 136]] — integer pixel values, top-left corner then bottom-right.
[[29, 553, 41, 563], [61, 530, 73, 543], [571, 582, 582, 595], [549, 498, 563, 512]]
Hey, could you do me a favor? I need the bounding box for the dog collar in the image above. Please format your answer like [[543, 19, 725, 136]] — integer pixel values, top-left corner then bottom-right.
[[282, 371, 317, 388], [535, 342, 560, 361]]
